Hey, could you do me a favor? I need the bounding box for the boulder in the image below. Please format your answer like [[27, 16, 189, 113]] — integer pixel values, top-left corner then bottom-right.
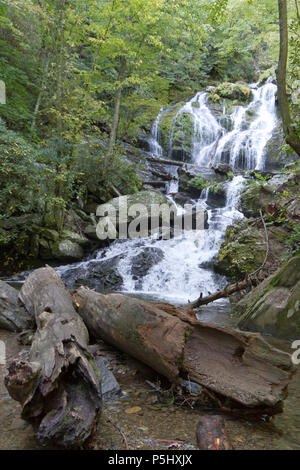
[[239, 183, 274, 218], [96, 190, 170, 240], [61, 255, 123, 291], [237, 255, 300, 339], [131, 247, 164, 285], [51, 239, 84, 262], [213, 163, 233, 176], [0, 281, 35, 332], [214, 221, 288, 280]]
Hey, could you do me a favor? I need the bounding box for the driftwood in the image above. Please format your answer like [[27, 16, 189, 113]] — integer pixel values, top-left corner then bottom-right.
[[196, 415, 233, 450], [188, 278, 252, 308], [74, 287, 294, 415], [5, 267, 102, 448]]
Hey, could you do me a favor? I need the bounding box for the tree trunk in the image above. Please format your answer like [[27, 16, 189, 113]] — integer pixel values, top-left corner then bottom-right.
[[108, 56, 126, 155], [187, 278, 253, 308], [5, 267, 101, 449], [276, 0, 300, 156], [74, 287, 294, 415], [196, 415, 233, 450], [30, 56, 50, 135]]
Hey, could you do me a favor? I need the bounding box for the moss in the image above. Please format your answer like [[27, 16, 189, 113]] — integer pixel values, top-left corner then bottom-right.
[[159, 107, 194, 161], [209, 82, 252, 104]]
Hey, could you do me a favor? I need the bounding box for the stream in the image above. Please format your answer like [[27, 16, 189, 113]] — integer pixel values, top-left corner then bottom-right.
[[56, 79, 277, 305], [1, 79, 300, 450]]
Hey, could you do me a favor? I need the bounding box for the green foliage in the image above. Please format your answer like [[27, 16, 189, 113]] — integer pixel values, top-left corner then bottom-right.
[[0, 117, 43, 217]]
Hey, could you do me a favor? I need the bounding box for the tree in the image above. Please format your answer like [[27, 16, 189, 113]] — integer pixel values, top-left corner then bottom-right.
[[276, 0, 300, 156]]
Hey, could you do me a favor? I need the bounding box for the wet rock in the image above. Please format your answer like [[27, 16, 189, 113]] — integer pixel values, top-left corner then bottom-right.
[[213, 163, 233, 176], [95, 357, 121, 402], [61, 255, 123, 291], [131, 247, 164, 284], [0, 281, 35, 332], [237, 255, 300, 340]]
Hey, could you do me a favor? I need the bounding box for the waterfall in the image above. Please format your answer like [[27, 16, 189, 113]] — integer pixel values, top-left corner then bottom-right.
[[57, 81, 279, 305], [171, 79, 278, 170], [148, 108, 179, 194], [148, 111, 163, 158]]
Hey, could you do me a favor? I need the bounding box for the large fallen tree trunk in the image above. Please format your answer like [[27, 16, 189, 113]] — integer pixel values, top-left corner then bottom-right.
[[74, 287, 294, 416], [5, 267, 102, 449]]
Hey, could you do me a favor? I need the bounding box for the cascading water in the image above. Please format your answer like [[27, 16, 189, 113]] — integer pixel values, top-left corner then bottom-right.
[[57, 80, 278, 305], [175, 78, 278, 170]]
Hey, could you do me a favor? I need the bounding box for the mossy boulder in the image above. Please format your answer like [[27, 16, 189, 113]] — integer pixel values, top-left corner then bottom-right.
[[209, 82, 252, 104], [239, 183, 274, 218], [214, 221, 288, 280], [237, 255, 300, 339], [159, 105, 194, 162]]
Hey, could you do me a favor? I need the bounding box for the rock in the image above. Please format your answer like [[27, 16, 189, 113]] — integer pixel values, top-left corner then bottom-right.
[[131, 247, 164, 285], [60, 229, 90, 246], [61, 254, 123, 291], [84, 224, 98, 240], [169, 112, 194, 162], [51, 239, 84, 262], [214, 221, 288, 280], [209, 82, 252, 104], [33, 226, 60, 242], [239, 183, 274, 218], [0, 281, 35, 332], [95, 357, 121, 402], [264, 123, 291, 171], [237, 255, 300, 339], [0, 214, 42, 230], [96, 190, 170, 240], [179, 379, 203, 396], [213, 163, 233, 176]]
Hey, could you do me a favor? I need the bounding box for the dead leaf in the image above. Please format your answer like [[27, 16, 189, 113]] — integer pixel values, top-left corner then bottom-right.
[[125, 406, 142, 414]]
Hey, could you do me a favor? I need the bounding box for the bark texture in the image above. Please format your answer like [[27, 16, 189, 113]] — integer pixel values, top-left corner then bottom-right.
[[196, 415, 233, 450], [74, 287, 294, 415], [5, 267, 102, 449], [276, 0, 300, 156]]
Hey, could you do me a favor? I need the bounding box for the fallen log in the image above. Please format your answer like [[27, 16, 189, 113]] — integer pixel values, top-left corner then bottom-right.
[[196, 415, 233, 450], [146, 156, 185, 167], [188, 278, 252, 308], [74, 287, 294, 415], [5, 267, 102, 448]]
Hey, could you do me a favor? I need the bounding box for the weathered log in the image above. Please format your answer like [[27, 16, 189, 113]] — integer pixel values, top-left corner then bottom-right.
[[74, 288, 294, 415], [146, 156, 185, 167], [196, 415, 233, 450], [188, 278, 252, 308], [5, 267, 101, 448]]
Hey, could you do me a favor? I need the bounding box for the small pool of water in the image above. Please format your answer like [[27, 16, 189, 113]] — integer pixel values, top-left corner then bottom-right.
[[0, 325, 299, 450]]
